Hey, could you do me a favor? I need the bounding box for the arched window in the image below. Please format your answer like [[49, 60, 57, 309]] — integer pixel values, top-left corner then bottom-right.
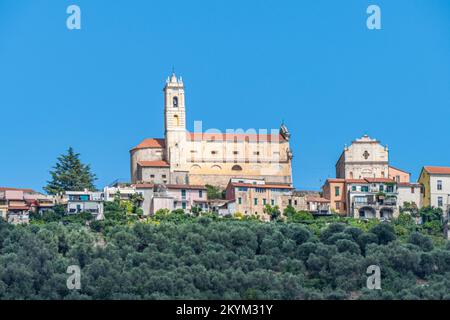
[[173, 96, 178, 108], [232, 165, 243, 171], [174, 115, 180, 126]]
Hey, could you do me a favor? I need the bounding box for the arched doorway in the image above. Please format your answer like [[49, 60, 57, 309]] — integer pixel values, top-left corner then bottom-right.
[[380, 207, 394, 220], [359, 206, 376, 219]]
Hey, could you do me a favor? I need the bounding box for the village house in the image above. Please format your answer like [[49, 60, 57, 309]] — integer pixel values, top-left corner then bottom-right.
[[419, 166, 450, 213], [0, 187, 56, 224]]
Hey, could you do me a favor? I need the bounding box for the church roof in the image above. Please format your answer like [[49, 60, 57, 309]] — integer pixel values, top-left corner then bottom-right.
[[131, 138, 165, 151], [137, 160, 170, 168], [187, 132, 286, 142]]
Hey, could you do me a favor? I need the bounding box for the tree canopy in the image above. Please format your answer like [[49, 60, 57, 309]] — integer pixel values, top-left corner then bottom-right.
[[44, 147, 97, 195], [1, 206, 448, 300]]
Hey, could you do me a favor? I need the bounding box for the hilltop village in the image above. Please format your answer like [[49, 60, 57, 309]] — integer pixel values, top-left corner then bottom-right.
[[1, 74, 449, 226]]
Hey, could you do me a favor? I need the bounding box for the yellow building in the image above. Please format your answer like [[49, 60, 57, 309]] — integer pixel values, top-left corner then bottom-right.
[[418, 166, 450, 209], [131, 73, 294, 188]]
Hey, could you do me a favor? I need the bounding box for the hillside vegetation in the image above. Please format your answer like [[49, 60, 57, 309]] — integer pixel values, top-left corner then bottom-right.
[[0, 205, 449, 300]]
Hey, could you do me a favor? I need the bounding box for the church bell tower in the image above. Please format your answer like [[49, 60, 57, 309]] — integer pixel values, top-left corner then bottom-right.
[[164, 72, 187, 173]]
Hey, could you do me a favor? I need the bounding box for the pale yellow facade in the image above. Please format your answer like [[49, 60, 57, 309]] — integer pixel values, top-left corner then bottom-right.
[[131, 73, 293, 188]]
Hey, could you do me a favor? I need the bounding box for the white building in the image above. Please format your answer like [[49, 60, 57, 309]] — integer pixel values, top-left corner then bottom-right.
[[60, 190, 105, 220], [346, 178, 399, 220]]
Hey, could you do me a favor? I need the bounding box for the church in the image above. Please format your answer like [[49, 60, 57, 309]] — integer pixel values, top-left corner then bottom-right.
[[130, 73, 294, 188]]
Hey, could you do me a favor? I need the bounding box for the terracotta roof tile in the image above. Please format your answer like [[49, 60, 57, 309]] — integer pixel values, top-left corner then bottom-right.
[[364, 178, 396, 183], [166, 184, 207, 190], [131, 138, 165, 151], [0, 187, 34, 193], [137, 160, 170, 168], [423, 166, 450, 175], [231, 183, 293, 189]]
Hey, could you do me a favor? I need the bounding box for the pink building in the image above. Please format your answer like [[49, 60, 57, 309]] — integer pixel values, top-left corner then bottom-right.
[[389, 166, 411, 183]]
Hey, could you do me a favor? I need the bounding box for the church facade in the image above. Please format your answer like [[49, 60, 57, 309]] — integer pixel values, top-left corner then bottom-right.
[[130, 73, 294, 188]]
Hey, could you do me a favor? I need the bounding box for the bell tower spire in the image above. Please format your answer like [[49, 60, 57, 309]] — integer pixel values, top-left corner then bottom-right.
[[163, 72, 187, 176]]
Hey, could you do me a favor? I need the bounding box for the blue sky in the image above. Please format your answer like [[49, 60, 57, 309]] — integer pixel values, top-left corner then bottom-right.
[[1, 0, 449, 192]]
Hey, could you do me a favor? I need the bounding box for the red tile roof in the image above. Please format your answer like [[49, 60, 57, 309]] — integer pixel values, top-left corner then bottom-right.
[[423, 166, 450, 175], [326, 178, 346, 183], [187, 132, 286, 142], [166, 184, 207, 190], [0, 187, 34, 193], [137, 160, 170, 168], [364, 178, 396, 183], [231, 183, 293, 189], [131, 138, 165, 151], [345, 179, 368, 184]]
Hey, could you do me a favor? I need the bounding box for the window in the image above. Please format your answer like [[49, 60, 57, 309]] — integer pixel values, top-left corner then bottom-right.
[[438, 197, 443, 207], [150, 174, 155, 178], [190, 150, 197, 153], [211, 151, 217, 155], [379, 185, 384, 192], [182, 202, 186, 210], [238, 197, 242, 205], [335, 202, 341, 210], [294, 200, 298, 206], [232, 165, 243, 171], [233, 151, 239, 155], [437, 180, 443, 191], [396, 175, 400, 182], [411, 187, 415, 194], [335, 187, 340, 197], [174, 115, 180, 126], [263, 199, 267, 205], [253, 151, 260, 156], [255, 188, 264, 193], [271, 199, 275, 206], [238, 187, 248, 192], [254, 198, 258, 205], [162, 175, 167, 178], [173, 96, 178, 108], [386, 185, 394, 193], [352, 186, 357, 191], [361, 186, 369, 192], [288, 199, 292, 206], [199, 190, 203, 198], [181, 190, 186, 198]]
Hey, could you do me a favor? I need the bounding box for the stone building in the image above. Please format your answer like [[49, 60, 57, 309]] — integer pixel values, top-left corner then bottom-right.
[[130, 73, 294, 188], [336, 135, 389, 180], [225, 178, 293, 220], [323, 135, 418, 219]]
